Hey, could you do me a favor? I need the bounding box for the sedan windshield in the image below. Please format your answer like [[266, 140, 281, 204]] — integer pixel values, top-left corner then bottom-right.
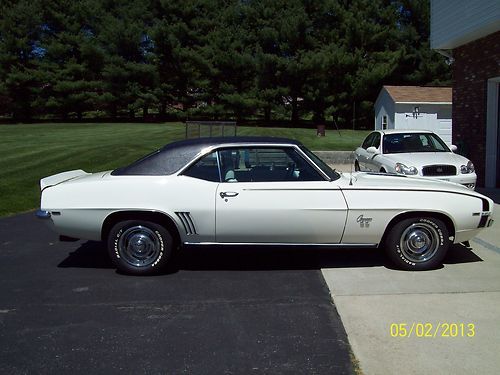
[[383, 133, 450, 154]]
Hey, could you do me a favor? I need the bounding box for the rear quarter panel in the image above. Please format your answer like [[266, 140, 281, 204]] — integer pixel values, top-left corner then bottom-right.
[[41, 175, 217, 242], [341, 188, 484, 244]]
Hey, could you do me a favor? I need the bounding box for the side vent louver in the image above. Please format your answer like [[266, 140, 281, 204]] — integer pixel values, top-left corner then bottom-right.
[[175, 212, 197, 235]]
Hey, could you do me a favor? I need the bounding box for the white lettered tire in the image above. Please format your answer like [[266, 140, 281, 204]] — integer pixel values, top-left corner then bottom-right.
[[107, 220, 173, 275], [385, 217, 449, 270]]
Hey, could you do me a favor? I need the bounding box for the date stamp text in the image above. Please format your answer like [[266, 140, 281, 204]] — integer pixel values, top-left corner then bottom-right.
[[390, 322, 475, 338]]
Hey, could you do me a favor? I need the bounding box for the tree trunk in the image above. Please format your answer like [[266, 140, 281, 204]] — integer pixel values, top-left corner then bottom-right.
[[110, 104, 117, 119], [159, 102, 166, 120], [264, 106, 271, 123], [143, 105, 148, 121], [291, 96, 299, 126]]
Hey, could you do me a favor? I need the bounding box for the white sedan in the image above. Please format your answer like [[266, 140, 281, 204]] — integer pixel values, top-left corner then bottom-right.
[[354, 130, 477, 189], [37, 137, 493, 275]]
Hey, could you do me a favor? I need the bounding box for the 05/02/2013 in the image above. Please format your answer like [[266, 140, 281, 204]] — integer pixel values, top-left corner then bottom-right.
[[390, 322, 475, 338]]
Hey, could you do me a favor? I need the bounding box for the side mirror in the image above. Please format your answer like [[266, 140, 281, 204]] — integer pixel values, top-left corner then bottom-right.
[[366, 146, 379, 154], [450, 144, 458, 152]]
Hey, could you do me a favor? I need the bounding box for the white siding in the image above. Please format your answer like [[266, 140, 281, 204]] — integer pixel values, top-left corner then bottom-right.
[[431, 0, 500, 49], [374, 88, 395, 130], [394, 104, 453, 145]]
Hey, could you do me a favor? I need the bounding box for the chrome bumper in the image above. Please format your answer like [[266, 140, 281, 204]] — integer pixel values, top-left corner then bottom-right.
[[35, 210, 51, 219]]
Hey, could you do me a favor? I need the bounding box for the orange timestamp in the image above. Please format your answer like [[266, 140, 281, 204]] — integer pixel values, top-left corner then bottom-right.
[[390, 322, 475, 338]]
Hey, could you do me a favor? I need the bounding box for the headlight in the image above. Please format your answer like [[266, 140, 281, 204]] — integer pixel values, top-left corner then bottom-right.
[[395, 163, 418, 175], [460, 161, 475, 174]]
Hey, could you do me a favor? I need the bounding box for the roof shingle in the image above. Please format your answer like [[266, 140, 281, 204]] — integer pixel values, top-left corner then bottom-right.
[[383, 86, 452, 103]]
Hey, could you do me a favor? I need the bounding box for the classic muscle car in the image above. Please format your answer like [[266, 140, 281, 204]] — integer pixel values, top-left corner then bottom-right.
[[37, 137, 494, 275], [354, 130, 477, 189]]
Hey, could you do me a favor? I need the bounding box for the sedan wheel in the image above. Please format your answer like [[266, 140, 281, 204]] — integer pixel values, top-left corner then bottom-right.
[[108, 220, 173, 275], [385, 217, 449, 270]]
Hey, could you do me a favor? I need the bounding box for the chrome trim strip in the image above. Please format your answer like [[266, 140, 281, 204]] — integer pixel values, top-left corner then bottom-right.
[[183, 242, 378, 248], [35, 210, 51, 219]]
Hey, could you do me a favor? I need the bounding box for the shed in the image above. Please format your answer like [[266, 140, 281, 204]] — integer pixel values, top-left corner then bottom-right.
[[374, 86, 453, 145]]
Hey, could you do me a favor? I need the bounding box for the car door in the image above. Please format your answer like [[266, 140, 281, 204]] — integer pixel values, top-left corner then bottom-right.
[[365, 132, 382, 171], [215, 146, 348, 244], [357, 132, 376, 170]]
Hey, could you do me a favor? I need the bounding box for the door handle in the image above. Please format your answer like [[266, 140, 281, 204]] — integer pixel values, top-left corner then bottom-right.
[[220, 191, 239, 198]]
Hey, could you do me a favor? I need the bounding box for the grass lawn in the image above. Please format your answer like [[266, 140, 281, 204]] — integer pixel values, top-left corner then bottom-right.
[[0, 122, 369, 217]]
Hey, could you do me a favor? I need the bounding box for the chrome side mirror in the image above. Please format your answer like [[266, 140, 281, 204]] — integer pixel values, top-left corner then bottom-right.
[[450, 144, 458, 152], [366, 146, 379, 154]]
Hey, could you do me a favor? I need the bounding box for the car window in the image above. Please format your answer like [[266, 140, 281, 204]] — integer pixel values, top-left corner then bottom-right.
[[218, 147, 324, 182], [426, 134, 449, 151], [383, 133, 450, 154], [371, 133, 381, 148], [362, 133, 375, 149], [182, 151, 220, 182]]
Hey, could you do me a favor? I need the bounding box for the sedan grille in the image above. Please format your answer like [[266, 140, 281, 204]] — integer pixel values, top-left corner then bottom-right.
[[422, 165, 456, 176]]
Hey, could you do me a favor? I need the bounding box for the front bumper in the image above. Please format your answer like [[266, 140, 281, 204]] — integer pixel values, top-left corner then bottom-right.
[[35, 209, 51, 219]]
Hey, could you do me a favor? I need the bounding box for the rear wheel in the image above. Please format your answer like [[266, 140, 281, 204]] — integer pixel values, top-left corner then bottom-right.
[[107, 220, 173, 275], [385, 217, 449, 270]]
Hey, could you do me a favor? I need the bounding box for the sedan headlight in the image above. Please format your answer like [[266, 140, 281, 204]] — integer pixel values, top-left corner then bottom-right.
[[395, 163, 418, 175], [460, 161, 475, 174]]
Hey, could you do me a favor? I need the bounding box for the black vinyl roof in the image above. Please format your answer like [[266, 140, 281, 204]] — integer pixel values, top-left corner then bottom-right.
[[111, 136, 302, 176]]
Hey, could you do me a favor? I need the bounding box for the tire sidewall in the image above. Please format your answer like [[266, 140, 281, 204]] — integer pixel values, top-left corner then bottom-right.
[[107, 220, 172, 275], [386, 217, 449, 270]]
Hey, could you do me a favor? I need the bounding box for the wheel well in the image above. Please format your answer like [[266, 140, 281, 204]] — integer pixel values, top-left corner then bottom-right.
[[379, 211, 456, 246], [101, 211, 181, 245], [380, 167, 386, 173]]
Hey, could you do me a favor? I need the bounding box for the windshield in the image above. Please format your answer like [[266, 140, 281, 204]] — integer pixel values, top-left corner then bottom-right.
[[383, 133, 450, 154], [299, 146, 340, 180]]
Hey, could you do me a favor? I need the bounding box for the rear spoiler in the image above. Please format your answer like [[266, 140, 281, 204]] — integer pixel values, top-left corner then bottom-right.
[[40, 169, 89, 191]]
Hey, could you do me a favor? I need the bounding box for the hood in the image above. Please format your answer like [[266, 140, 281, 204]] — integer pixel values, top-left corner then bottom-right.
[[345, 171, 481, 196], [382, 152, 470, 168]]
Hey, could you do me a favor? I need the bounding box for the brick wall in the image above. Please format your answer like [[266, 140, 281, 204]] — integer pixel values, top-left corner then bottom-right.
[[452, 30, 500, 187]]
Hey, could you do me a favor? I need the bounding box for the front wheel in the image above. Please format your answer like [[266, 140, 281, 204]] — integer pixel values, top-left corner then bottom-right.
[[107, 220, 173, 275], [385, 217, 449, 270], [354, 161, 360, 172]]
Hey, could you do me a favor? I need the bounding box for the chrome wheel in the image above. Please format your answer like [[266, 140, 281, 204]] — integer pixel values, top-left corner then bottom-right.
[[118, 225, 161, 267], [399, 223, 440, 263]]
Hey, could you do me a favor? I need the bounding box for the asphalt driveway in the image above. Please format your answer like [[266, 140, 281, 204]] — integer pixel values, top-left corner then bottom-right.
[[0, 213, 358, 374]]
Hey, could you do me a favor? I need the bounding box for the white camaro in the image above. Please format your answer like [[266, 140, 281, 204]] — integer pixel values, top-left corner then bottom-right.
[[37, 137, 493, 275], [354, 130, 477, 189]]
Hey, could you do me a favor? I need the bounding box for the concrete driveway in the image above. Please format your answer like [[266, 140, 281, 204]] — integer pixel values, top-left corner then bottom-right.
[[322, 203, 500, 375]]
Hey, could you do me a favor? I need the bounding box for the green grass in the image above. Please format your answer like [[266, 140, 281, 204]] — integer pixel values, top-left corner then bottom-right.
[[0, 122, 369, 216]]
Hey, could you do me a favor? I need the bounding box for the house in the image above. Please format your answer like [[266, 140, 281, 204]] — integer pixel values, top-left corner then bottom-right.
[[430, 0, 500, 188], [374, 86, 453, 145]]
